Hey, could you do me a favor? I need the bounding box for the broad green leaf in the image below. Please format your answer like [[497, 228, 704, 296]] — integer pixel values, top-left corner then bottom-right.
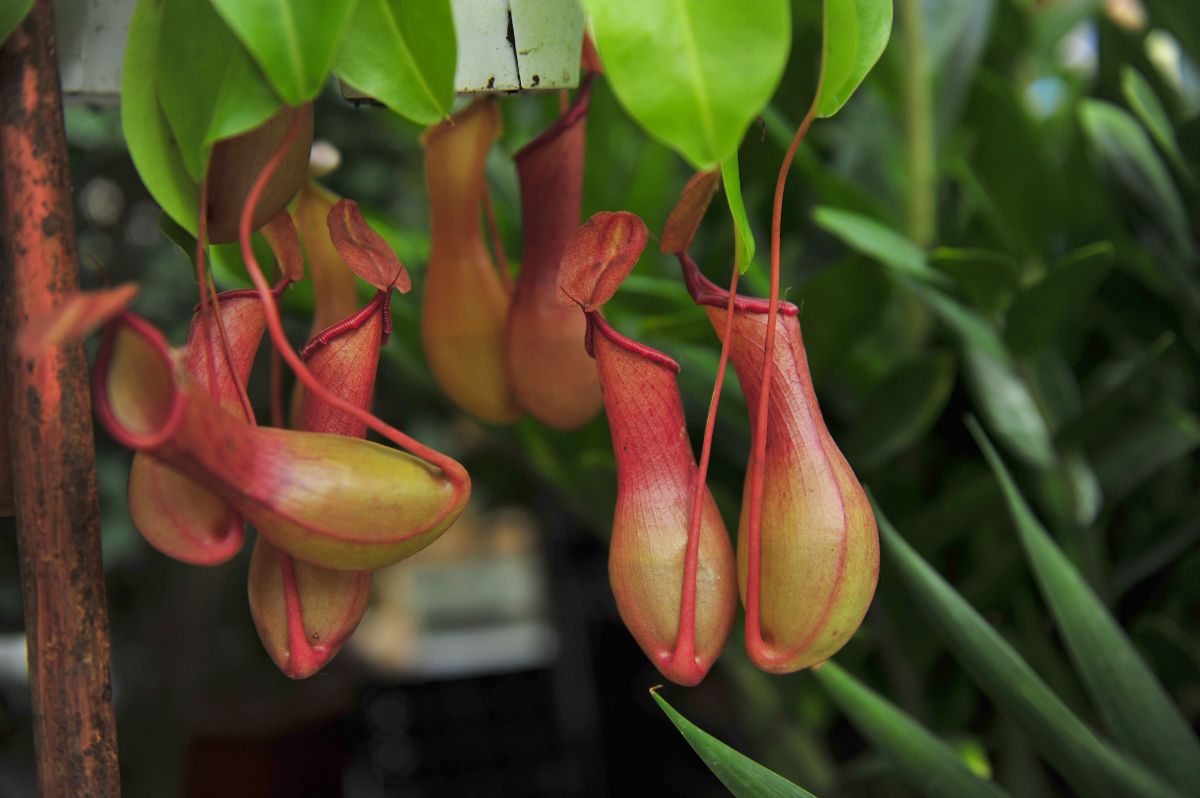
[[158, 0, 282, 181], [583, 0, 790, 169], [814, 662, 1011, 798], [1005, 242, 1113, 355], [721, 149, 755, 271], [1078, 99, 1193, 258], [969, 419, 1200, 794], [875, 501, 1183, 798], [0, 0, 32, 46], [121, 0, 199, 233], [812, 207, 947, 287], [210, 0, 355, 105], [1120, 68, 1195, 185], [845, 352, 956, 470], [333, 0, 456, 125], [816, 0, 892, 118], [651, 690, 819, 797]]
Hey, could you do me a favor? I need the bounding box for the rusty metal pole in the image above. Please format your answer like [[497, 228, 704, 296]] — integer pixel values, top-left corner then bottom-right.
[[0, 1, 122, 796]]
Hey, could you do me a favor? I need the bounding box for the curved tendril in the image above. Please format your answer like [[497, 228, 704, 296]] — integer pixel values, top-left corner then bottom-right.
[[480, 182, 511, 292], [671, 262, 740, 672], [746, 84, 824, 653], [236, 110, 470, 498]]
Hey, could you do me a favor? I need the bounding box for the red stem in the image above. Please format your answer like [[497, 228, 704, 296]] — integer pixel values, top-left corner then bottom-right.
[[670, 261, 740, 672], [0, 2, 121, 793], [237, 111, 470, 495], [745, 90, 823, 652]]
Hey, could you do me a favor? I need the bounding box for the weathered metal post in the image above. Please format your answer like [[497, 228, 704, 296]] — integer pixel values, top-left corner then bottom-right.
[[0, 1, 122, 795]]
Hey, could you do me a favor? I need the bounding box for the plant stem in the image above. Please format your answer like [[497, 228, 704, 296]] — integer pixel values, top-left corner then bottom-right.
[[901, 0, 936, 247], [0, 2, 121, 795]]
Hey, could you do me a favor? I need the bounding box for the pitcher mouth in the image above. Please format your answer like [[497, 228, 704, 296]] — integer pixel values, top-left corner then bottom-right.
[[93, 312, 189, 452], [677, 253, 800, 318]]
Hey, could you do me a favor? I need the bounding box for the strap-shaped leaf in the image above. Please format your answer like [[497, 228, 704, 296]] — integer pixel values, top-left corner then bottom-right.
[[652, 689, 819, 797], [582, 0, 791, 169], [333, 0, 456, 125], [817, 0, 892, 118], [814, 661, 1011, 798], [121, 0, 199, 233], [210, 0, 356, 105], [722, 148, 755, 271], [875, 501, 1183, 798], [969, 419, 1200, 794], [1120, 68, 1195, 186]]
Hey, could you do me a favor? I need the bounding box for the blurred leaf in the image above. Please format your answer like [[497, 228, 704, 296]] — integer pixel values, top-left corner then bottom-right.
[[651, 690, 819, 797], [875, 501, 1182, 798], [1078, 100, 1193, 258], [122, 0, 200, 233], [816, 0, 893, 118], [583, 0, 791, 168], [794, 259, 890, 383], [334, 0, 456, 125], [845, 352, 956, 470], [1120, 68, 1195, 186], [1057, 333, 1175, 446], [970, 419, 1200, 794], [929, 247, 1018, 317], [1005, 242, 1114, 355], [158, 0, 282, 181], [1112, 516, 1200, 598], [722, 149, 755, 271], [210, 0, 355, 105], [813, 207, 947, 286], [0, 0, 32, 46], [1140, 0, 1200, 64], [1093, 401, 1200, 503], [814, 661, 1011, 798]]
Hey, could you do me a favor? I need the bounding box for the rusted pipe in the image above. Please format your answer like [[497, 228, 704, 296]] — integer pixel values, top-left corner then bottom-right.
[[0, 1, 122, 795]]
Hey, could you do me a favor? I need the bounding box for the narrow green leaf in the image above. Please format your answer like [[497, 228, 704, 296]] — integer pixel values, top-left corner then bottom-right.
[[969, 419, 1200, 794], [1120, 67, 1195, 185], [158, 0, 282, 181], [210, 0, 355, 105], [1078, 99, 1193, 258], [814, 661, 1011, 798], [816, 0, 893, 118], [121, 0, 199, 233], [875, 501, 1184, 798], [651, 689, 819, 798], [0, 0, 32, 46], [583, 0, 791, 169], [333, 0, 456, 125], [812, 207, 947, 287], [721, 149, 755, 272], [845, 352, 956, 470], [1005, 242, 1114, 355], [814, 207, 1054, 467]]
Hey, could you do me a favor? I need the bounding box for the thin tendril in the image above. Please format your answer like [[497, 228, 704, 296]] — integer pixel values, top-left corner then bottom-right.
[[236, 110, 470, 498], [670, 260, 740, 674], [480, 182, 511, 291], [745, 84, 824, 654]]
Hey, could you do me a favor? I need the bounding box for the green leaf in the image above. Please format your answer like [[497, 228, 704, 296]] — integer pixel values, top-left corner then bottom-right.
[[121, 0, 200, 233], [814, 662, 1011, 798], [1078, 99, 1193, 258], [816, 0, 892, 118], [0, 0, 32, 46], [845, 352, 956, 470], [210, 0, 355, 105], [721, 148, 755, 271], [651, 689, 819, 797], [583, 0, 791, 169], [929, 247, 1019, 317], [1005, 242, 1114, 355], [333, 0, 456, 125], [875, 501, 1183, 798], [969, 419, 1200, 794], [158, 0, 283, 181], [812, 207, 947, 287], [1120, 67, 1195, 185]]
